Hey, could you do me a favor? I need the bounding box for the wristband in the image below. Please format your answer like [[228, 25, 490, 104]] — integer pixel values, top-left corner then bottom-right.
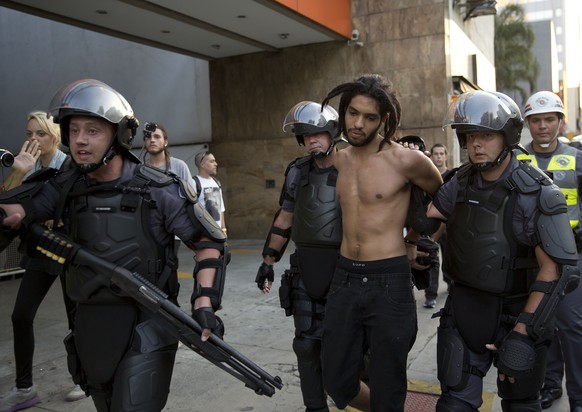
[[404, 239, 417, 246]]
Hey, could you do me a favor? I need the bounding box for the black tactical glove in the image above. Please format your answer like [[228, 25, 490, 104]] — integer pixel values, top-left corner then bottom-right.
[[193, 307, 224, 339], [255, 262, 274, 290], [495, 331, 536, 378]]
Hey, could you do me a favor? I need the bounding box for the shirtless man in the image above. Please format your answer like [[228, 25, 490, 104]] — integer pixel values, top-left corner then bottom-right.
[[320, 74, 443, 411]]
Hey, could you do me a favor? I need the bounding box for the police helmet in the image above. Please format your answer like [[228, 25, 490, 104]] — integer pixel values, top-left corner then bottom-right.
[[443, 90, 523, 149], [48, 79, 138, 149], [524, 91, 565, 119], [283, 101, 338, 146]]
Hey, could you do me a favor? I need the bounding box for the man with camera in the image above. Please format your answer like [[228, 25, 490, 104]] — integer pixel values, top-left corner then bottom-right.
[[142, 122, 196, 189]]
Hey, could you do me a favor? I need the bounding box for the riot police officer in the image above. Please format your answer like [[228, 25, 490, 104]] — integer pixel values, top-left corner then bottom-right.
[[256, 101, 340, 412], [0, 79, 227, 412], [424, 90, 579, 411], [517, 91, 582, 411]]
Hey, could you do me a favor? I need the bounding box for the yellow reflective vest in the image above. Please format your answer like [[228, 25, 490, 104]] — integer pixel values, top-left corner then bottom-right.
[[517, 143, 579, 228]]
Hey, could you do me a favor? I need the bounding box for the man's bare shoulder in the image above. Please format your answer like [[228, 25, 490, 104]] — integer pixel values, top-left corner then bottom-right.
[[387, 142, 429, 167], [334, 145, 352, 168]]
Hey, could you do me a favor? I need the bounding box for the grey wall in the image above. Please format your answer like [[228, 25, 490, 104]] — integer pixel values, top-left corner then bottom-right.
[[0, 6, 211, 163]]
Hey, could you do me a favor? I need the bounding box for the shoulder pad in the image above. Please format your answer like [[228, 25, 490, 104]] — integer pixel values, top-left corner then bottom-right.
[[509, 163, 550, 194], [455, 163, 473, 180], [136, 165, 199, 203], [283, 160, 295, 176], [538, 184, 567, 215], [295, 155, 312, 168], [178, 177, 199, 203], [136, 165, 175, 187], [22, 167, 61, 183]]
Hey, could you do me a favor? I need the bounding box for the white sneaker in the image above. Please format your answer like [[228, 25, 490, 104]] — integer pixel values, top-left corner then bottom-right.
[[0, 386, 40, 412], [65, 384, 87, 402]]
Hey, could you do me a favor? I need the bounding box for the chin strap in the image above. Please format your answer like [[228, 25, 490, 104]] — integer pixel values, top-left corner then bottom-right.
[[74, 144, 119, 173], [472, 146, 511, 172], [310, 142, 335, 159]]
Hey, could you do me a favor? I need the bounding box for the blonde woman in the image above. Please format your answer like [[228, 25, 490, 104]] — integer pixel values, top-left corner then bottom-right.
[[0, 112, 84, 412], [2, 111, 68, 190]]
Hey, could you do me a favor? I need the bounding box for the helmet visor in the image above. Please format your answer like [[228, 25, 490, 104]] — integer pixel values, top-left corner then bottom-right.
[[48, 79, 133, 124], [283, 101, 338, 132], [443, 91, 513, 132]]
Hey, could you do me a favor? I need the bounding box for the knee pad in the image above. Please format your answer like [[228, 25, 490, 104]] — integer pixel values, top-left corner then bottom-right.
[[111, 348, 177, 412], [500, 398, 541, 411], [437, 325, 471, 391], [292, 337, 321, 362], [436, 394, 478, 411]]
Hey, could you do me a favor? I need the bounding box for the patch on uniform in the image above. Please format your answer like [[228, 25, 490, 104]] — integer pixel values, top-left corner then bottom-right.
[[555, 155, 570, 168], [553, 170, 566, 181]]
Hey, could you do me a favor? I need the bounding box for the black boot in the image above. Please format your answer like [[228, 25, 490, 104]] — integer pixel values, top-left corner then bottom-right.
[[539, 385, 563, 409]]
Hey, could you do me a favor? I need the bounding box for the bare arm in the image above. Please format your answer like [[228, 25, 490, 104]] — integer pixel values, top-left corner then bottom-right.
[[220, 212, 226, 233], [407, 150, 443, 196]]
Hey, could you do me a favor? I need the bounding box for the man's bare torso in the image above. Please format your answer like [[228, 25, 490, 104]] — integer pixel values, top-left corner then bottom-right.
[[336, 138, 441, 261]]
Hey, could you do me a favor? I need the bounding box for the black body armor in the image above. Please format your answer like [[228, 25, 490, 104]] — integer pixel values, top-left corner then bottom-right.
[[291, 157, 342, 248], [443, 165, 536, 296], [66, 169, 168, 303]]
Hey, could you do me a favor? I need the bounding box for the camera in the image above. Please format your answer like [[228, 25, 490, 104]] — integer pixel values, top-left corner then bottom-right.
[[351, 29, 360, 41], [143, 122, 157, 139], [0, 149, 14, 167]]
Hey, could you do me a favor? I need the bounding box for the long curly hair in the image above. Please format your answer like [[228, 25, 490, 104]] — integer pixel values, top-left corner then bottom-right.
[[321, 74, 401, 151]]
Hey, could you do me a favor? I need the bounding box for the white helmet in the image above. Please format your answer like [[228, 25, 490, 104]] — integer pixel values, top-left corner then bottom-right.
[[524, 91, 565, 119]]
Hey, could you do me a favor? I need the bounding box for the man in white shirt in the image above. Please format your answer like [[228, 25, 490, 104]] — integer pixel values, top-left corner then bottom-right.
[[194, 151, 226, 234]]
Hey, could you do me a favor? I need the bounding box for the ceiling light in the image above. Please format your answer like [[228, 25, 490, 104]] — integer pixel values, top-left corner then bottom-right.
[[211, 44, 221, 50], [278, 33, 289, 40], [95, 10, 108, 15]]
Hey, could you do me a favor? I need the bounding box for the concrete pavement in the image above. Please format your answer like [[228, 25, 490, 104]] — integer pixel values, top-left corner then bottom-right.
[[0, 239, 569, 411]]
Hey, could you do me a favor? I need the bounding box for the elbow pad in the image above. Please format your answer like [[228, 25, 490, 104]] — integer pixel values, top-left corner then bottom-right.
[[262, 209, 291, 262], [191, 242, 229, 311], [518, 264, 580, 342]]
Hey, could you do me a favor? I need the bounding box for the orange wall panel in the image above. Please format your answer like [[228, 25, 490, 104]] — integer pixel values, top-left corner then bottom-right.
[[273, 0, 351, 38]]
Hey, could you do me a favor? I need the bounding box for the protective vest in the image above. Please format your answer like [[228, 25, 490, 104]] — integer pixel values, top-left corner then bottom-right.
[[291, 156, 342, 248], [443, 163, 538, 296], [517, 143, 579, 228], [65, 166, 171, 303]]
